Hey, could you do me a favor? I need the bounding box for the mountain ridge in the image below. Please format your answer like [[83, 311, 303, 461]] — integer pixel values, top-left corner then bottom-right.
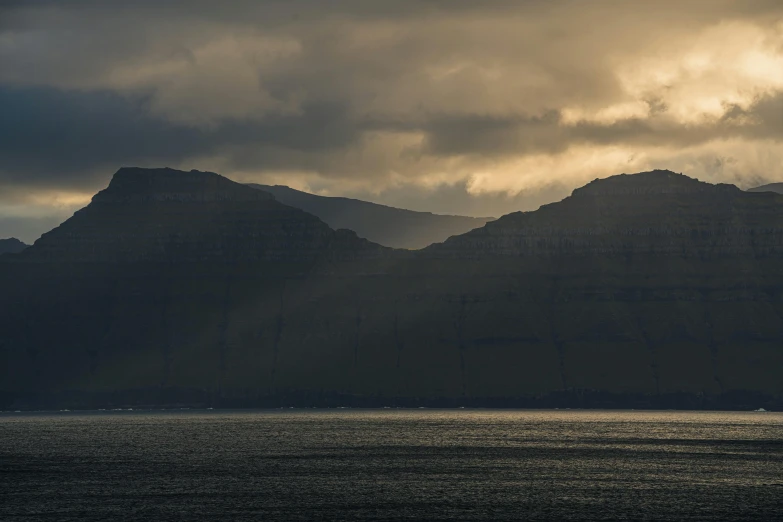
[[247, 183, 494, 249], [424, 169, 783, 258], [2, 167, 782, 410], [0, 237, 28, 255], [18, 167, 390, 264], [748, 182, 783, 194]]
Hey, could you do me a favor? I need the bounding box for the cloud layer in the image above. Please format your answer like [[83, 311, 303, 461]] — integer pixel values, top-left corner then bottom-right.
[[2, 1, 783, 241]]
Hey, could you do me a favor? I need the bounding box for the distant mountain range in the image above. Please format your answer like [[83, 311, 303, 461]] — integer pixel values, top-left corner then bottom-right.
[[747, 183, 783, 194], [0, 237, 28, 255], [1, 167, 782, 410], [247, 183, 493, 249]]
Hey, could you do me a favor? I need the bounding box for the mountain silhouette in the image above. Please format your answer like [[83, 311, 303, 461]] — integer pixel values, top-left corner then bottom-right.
[[247, 183, 493, 249], [1, 168, 782, 410], [748, 182, 783, 194], [0, 237, 28, 255], [427, 170, 760, 258], [22, 167, 387, 264]]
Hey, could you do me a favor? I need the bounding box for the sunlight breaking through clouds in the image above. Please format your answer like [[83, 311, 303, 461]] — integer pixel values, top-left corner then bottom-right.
[[1, 1, 783, 240]]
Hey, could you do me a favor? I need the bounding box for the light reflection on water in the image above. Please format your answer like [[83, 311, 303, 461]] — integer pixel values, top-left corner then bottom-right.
[[1, 409, 781, 520]]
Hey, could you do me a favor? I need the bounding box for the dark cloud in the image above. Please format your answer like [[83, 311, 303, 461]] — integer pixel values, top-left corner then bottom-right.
[[721, 91, 783, 140], [3, 86, 783, 195], [420, 92, 783, 158], [0, 87, 205, 184], [0, 86, 363, 189]]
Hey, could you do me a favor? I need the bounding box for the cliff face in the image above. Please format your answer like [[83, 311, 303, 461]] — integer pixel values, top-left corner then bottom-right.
[[1, 168, 782, 409], [248, 183, 493, 249]]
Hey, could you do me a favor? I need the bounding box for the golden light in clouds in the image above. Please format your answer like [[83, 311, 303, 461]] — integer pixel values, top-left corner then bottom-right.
[[615, 21, 783, 124], [0, 1, 782, 239]]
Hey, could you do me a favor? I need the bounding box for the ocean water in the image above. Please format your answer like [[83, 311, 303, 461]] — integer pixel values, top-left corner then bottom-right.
[[0, 410, 781, 521]]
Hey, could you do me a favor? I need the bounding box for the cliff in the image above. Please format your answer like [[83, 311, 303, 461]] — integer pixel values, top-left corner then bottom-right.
[[248, 183, 493, 249], [1, 168, 781, 410]]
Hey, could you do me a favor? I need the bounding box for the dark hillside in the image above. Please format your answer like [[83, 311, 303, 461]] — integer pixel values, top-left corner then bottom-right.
[[249, 183, 493, 249], [0, 237, 28, 255], [2, 168, 781, 410]]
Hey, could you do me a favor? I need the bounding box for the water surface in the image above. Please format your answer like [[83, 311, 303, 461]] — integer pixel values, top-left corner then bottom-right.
[[1, 409, 781, 520]]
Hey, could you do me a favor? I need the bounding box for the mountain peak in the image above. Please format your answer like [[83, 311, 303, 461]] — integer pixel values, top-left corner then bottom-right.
[[0, 237, 28, 255], [15, 166, 389, 264], [572, 169, 739, 197], [425, 169, 768, 259], [96, 167, 274, 203]]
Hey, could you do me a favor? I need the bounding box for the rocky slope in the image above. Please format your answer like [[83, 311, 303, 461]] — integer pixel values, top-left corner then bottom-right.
[[0, 238, 28, 255], [248, 183, 493, 249], [1, 168, 781, 410]]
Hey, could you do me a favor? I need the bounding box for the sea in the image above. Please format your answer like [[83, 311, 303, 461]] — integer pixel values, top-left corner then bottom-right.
[[1, 409, 781, 521]]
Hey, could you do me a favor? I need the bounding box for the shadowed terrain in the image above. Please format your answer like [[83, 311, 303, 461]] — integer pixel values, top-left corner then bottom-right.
[[748, 183, 783, 194], [0, 238, 28, 255], [1, 168, 782, 410], [247, 183, 493, 249]]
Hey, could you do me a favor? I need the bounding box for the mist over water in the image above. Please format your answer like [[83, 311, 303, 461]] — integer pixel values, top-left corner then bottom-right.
[[1, 410, 781, 520]]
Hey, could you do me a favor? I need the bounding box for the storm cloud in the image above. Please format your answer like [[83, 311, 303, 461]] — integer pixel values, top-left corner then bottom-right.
[[2, 0, 783, 241]]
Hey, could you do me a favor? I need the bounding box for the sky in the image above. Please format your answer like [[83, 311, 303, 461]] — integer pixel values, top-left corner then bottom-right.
[[2, 1, 783, 242]]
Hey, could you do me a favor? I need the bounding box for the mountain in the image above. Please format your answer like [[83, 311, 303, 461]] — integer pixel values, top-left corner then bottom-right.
[[19, 167, 387, 264], [0, 238, 28, 255], [748, 182, 783, 194], [428, 170, 771, 258], [247, 183, 493, 249], [0, 167, 392, 406], [1, 168, 782, 410]]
